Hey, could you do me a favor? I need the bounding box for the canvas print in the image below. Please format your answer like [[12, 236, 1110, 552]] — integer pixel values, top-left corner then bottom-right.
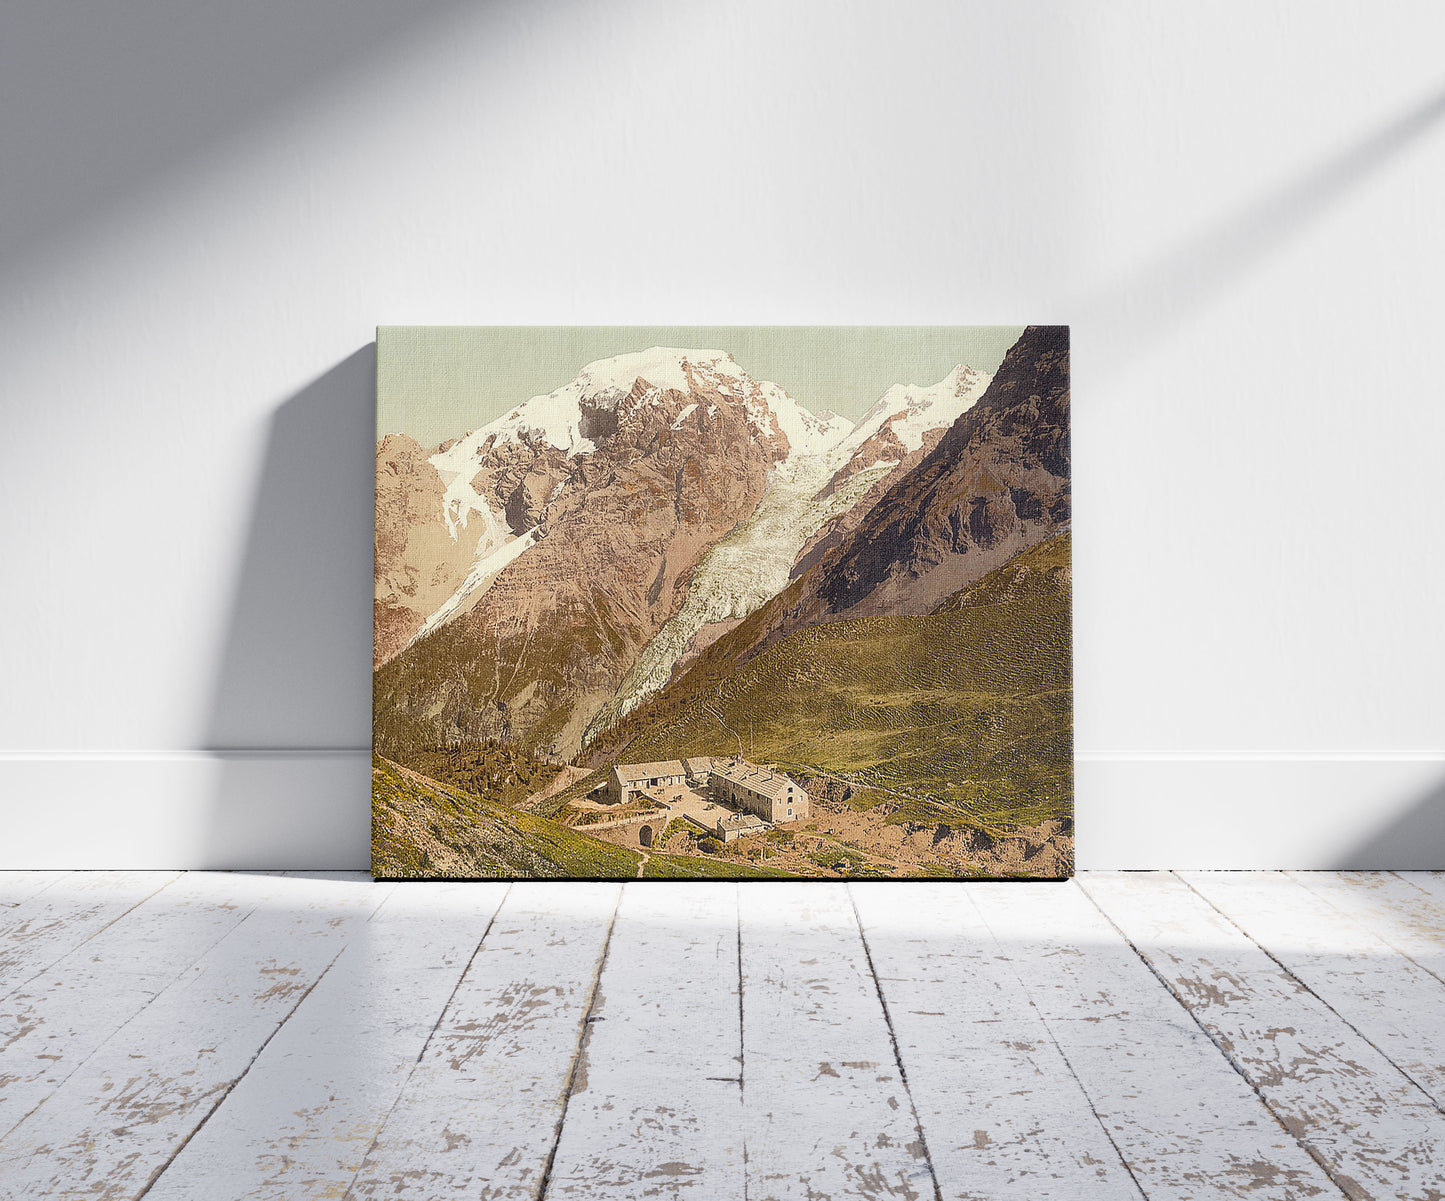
[[373, 326, 1071, 879]]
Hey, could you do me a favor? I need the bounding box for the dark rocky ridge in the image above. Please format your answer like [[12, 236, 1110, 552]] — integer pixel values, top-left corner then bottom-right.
[[812, 323, 1070, 618], [652, 326, 1071, 682]]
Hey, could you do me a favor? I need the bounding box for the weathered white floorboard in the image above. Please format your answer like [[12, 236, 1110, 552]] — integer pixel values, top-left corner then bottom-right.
[[543, 883, 744, 1199], [975, 882, 1342, 1200], [1085, 871, 1445, 1200], [0, 871, 182, 1000], [3, 871, 1445, 1201], [1289, 872, 1445, 984], [1394, 871, 1445, 911], [0, 871, 288, 1140], [739, 883, 938, 1201], [1183, 871, 1445, 1111], [0, 872, 389, 1199], [852, 883, 1143, 1200], [345, 882, 621, 1199], [143, 881, 509, 1201], [0, 871, 67, 908]]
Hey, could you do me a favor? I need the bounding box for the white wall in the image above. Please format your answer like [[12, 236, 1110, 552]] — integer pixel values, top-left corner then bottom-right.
[[2, 0, 1442, 869]]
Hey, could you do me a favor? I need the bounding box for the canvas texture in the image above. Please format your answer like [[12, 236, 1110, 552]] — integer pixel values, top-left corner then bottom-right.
[[373, 326, 1072, 880]]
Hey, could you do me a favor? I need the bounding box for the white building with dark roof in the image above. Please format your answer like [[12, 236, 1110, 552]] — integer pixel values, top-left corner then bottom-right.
[[607, 760, 687, 804], [706, 758, 808, 824], [605, 754, 809, 825]]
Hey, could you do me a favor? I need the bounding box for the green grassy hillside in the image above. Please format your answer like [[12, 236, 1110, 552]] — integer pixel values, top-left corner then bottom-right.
[[589, 532, 1073, 832], [374, 756, 799, 879], [398, 743, 563, 811], [373, 756, 641, 878]]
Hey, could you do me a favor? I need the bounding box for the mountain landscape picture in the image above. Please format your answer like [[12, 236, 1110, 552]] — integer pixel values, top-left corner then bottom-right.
[[373, 326, 1072, 880]]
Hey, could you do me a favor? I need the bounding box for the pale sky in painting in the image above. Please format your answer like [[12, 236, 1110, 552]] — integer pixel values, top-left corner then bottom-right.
[[377, 326, 1026, 445]]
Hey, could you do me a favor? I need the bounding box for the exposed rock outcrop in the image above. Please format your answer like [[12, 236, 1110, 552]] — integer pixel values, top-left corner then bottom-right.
[[812, 326, 1070, 619], [374, 351, 847, 761], [667, 326, 1070, 675], [374, 434, 481, 667]]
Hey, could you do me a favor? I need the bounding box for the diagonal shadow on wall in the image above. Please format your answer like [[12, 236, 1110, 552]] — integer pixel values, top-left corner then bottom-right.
[[1080, 81, 1445, 382], [200, 346, 376, 868], [1333, 771, 1445, 871], [0, 0, 478, 280]]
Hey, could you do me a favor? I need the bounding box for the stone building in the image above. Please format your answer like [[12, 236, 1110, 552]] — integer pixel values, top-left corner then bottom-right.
[[682, 756, 714, 786], [606, 754, 808, 824], [715, 812, 769, 842], [706, 758, 808, 823], [607, 760, 687, 804]]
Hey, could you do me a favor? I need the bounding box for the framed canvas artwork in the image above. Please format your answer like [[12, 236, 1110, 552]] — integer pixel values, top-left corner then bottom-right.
[[373, 326, 1072, 880]]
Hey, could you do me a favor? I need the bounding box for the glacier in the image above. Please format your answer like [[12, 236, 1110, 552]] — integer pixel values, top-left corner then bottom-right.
[[408, 351, 988, 670], [581, 439, 895, 742], [581, 361, 994, 741]]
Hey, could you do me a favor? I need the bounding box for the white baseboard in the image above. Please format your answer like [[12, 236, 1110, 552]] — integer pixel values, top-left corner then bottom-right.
[[1077, 753, 1445, 869], [0, 751, 371, 870], [1, 751, 1441, 870]]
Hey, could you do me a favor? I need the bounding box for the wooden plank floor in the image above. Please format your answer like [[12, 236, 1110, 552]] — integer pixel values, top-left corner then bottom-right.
[[1, 873, 1443, 1199]]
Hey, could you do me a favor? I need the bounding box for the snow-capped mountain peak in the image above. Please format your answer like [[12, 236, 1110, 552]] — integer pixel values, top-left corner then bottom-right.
[[405, 349, 863, 650], [431, 347, 853, 484], [439, 347, 722, 468], [839, 363, 991, 457]]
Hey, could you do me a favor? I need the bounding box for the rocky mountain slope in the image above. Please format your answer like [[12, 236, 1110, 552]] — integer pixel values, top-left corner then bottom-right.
[[790, 363, 992, 581], [824, 363, 991, 494], [374, 434, 483, 666], [811, 325, 1070, 618], [648, 326, 1070, 681], [581, 362, 994, 735], [375, 342, 1020, 762], [375, 349, 852, 761]]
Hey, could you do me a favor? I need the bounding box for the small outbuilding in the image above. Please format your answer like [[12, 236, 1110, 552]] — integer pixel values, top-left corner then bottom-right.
[[715, 812, 769, 842], [607, 760, 687, 804]]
